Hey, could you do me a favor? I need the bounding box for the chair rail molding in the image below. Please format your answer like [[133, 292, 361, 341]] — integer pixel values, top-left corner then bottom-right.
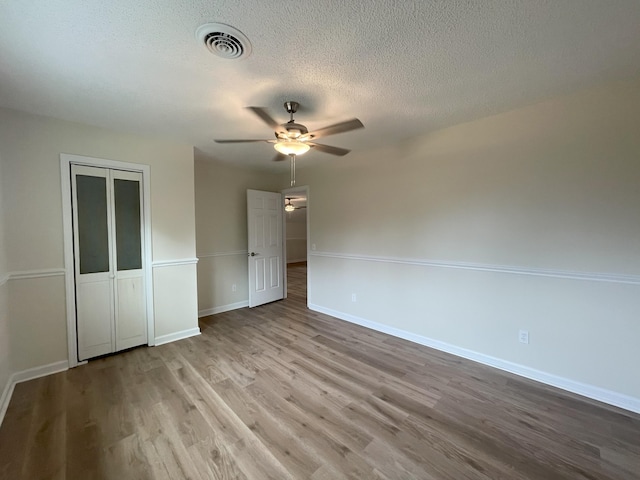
[[7, 268, 66, 281], [310, 251, 640, 285], [152, 258, 199, 268], [197, 250, 248, 259]]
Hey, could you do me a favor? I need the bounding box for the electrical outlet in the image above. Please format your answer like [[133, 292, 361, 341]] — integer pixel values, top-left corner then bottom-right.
[[351, 293, 357, 302], [232, 284, 237, 292], [311, 243, 316, 251], [519, 330, 529, 344]]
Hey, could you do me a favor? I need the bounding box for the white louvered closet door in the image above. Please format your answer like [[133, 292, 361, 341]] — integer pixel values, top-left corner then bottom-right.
[[71, 165, 147, 361]]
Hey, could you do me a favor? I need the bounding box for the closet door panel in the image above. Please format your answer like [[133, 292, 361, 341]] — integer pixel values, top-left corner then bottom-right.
[[114, 178, 142, 271], [115, 275, 146, 350], [112, 170, 147, 351], [76, 175, 110, 274], [77, 281, 113, 360], [72, 165, 115, 361]]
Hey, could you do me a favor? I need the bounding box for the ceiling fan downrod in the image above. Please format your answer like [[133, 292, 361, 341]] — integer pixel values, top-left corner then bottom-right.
[[290, 154, 296, 186], [284, 101, 299, 122]]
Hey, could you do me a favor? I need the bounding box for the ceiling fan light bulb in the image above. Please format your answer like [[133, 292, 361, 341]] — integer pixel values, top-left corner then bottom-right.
[[274, 140, 310, 156]]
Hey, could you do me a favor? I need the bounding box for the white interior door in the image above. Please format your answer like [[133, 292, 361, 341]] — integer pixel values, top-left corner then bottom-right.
[[247, 189, 284, 307], [72, 165, 147, 361]]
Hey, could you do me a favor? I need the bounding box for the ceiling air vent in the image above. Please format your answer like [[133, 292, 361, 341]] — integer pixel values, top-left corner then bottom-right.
[[196, 23, 252, 60]]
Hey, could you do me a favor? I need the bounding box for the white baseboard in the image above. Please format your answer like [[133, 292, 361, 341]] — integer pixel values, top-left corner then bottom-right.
[[154, 327, 201, 346], [198, 301, 249, 317], [0, 360, 69, 427], [11, 360, 69, 384], [0, 376, 14, 428], [308, 304, 640, 415]]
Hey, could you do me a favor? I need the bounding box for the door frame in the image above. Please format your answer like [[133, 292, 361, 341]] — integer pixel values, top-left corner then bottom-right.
[[281, 185, 309, 303], [60, 153, 154, 368]]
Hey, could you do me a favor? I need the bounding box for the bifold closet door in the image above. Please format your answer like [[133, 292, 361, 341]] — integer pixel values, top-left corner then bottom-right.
[[72, 165, 147, 361]]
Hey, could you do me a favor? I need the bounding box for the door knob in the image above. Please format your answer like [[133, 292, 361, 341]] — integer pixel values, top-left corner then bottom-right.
[[249, 252, 257, 256]]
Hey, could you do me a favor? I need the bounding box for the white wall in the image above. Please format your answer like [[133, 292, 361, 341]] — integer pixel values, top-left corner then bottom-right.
[[297, 80, 640, 408], [0, 108, 199, 373], [195, 154, 284, 316]]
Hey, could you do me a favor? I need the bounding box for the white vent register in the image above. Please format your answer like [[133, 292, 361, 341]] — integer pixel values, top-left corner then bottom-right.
[[196, 23, 252, 60]]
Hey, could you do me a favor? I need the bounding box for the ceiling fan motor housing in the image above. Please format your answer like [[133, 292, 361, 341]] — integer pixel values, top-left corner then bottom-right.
[[277, 101, 309, 138], [278, 121, 309, 138]]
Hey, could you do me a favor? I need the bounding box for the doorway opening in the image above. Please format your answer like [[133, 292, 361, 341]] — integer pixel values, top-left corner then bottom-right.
[[282, 186, 309, 305]]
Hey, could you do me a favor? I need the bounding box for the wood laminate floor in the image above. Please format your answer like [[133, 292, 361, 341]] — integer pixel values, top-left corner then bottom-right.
[[1, 263, 639, 479]]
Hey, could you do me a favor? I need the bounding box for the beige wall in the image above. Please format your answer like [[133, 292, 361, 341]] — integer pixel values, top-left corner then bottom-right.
[[297, 80, 640, 404], [0, 108, 198, 373], [195, 154, 284, 315], [153, 264, 199, 338], [286, 211, 307, 263]]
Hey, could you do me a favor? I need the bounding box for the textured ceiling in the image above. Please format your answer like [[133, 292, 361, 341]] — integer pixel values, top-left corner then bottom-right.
[[1, 1, 640, 169]]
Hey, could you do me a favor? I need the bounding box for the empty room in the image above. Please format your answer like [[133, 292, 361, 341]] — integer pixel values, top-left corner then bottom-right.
[[1, 1, 639, 479]]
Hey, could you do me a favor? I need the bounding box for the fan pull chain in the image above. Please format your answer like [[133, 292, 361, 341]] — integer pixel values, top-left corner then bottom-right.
[[290, 154, 296, 186]]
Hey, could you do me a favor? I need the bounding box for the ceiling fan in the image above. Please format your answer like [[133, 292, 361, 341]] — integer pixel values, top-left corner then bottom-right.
[[214, 101, 364, 161], [284, 197, 306, 212]]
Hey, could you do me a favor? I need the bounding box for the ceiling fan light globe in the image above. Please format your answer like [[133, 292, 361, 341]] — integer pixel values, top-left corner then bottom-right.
[[284, 204, 295, 212], [273, 140, 310, 156]]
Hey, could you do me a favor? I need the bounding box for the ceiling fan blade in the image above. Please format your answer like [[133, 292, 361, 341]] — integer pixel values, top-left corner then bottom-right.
[[247, 107, 280, 129], [214, 139, 272, 143], [308, 118, 364, 139], [308, 142, 351, 156], [272, 153, 288, 162]]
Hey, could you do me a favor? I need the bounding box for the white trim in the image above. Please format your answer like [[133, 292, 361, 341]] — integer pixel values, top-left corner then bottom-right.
[[154, 327, 201, 346], [310, 251, 640, 285], [0, 377, 13, 427], [60, 156, 77, 366], [197, 251, 247, 259], [152, 258, 199, 268], [0, 360, 69, 427], [11, 360, 69, 384], [60, 153, 155, 365], [142, 163, 155, 346], [308, 304, 640, 415], [198, 300, 249, 317], [8, 268, 66, 281]]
